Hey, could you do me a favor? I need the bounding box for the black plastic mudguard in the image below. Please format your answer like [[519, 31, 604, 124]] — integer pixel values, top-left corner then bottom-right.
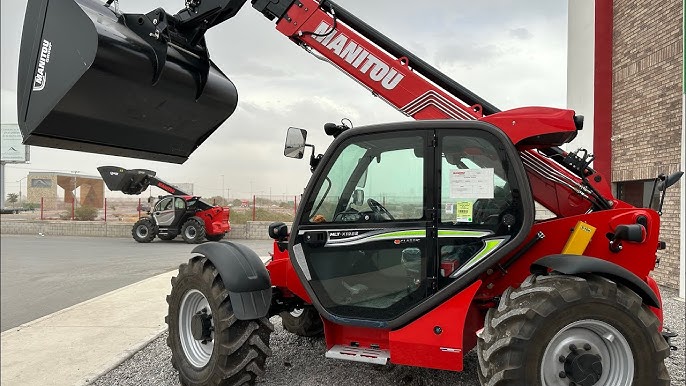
[[531, 254, 660, 308], [191, 242, 272, 320]]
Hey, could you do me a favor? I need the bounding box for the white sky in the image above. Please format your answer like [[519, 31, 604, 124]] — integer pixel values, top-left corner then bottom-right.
[[1, 0, 568, 200]]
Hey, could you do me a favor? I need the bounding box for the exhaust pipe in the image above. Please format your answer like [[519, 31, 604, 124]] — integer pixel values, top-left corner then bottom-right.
[[18, 0, 239, 163]]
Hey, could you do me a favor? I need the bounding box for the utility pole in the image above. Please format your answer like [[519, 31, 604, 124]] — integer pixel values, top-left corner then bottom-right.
[[221, 174, 225, 204]]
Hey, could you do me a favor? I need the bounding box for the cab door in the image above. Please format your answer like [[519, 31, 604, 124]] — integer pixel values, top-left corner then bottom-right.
[[292, 131, 434, 323], [434, 129, 527, 289], [153, 197, 175, 226]]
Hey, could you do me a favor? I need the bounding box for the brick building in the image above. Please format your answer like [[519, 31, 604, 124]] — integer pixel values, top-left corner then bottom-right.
[[568, 1, 684, 295]]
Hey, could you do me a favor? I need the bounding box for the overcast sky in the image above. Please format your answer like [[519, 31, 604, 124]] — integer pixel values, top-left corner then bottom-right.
[[1, 0, 568, 200]]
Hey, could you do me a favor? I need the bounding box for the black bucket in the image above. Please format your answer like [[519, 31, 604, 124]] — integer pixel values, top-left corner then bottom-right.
[[18, 0, 239, 163], [97, 166, 156, 195]]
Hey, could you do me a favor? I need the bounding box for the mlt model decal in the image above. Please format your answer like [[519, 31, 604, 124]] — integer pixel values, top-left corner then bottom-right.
[[311, 21, 404, 90], [33, 39, 53, 91]]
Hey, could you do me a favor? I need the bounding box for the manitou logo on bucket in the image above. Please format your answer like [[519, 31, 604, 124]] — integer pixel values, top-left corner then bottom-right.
[[311, 21, 404, 90], [33, 39, 53, 91]]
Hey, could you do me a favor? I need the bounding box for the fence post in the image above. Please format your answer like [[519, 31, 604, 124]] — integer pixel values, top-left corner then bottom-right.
[[40, 197, 44, 220], [252, 195, 256, 221], [72, 198, 75, 220], [138, 198, 142, 218], [104, 198, 107, 222]]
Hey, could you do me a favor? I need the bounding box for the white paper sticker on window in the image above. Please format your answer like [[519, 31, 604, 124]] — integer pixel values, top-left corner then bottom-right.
[[445, 203, 454, 214], [449, 168, 494, 199]]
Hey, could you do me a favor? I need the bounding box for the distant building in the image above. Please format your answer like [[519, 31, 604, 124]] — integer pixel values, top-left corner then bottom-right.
[[26, 172, 104, 209]]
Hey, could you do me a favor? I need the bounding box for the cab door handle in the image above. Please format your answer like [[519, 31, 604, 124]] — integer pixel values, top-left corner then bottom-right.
[[303, 231, 327, 247]]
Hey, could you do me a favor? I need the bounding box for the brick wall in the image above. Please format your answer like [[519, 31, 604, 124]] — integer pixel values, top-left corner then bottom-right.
[[612, 0, 683, 288]]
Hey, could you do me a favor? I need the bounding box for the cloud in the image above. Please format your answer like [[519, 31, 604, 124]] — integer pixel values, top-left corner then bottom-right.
[[0, 0, 568, 199], [509, 27, 533, 40]]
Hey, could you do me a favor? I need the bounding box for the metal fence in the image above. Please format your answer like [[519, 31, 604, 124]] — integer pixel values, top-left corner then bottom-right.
[[2, 195, 300, 224]]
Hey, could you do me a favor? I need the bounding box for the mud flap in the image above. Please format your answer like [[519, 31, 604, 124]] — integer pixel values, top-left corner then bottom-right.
[[18, 0, 239, 163]]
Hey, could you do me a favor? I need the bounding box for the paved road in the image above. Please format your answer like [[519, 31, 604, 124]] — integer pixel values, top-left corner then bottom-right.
[[0, 235, 274, 331]]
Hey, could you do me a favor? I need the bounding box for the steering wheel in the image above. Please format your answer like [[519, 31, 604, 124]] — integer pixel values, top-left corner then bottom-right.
[[367, 198, 395, 221]]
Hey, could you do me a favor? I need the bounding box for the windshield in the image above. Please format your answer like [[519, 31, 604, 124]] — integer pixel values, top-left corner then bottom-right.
[[305, 133, 424, 223]]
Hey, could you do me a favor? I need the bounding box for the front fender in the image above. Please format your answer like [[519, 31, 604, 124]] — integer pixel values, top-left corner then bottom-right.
[[531, 254, 660, 308], [192, 242, 272, 320]]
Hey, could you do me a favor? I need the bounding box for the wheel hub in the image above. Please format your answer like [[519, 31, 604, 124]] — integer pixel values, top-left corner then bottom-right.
[[190, 308, 213, 343], [561, 344, 603, 386]]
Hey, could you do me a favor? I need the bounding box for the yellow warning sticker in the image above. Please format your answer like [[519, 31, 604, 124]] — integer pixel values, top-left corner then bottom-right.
[[456, 201, 473, 222]]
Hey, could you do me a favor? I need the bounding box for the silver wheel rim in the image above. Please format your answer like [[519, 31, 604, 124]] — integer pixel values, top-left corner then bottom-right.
[[179, 289, 214, 368], [185, 226, 197, 239], [541, 319, 633, 386], [136, 225, 148, 238], [290, 308, 304, 318]]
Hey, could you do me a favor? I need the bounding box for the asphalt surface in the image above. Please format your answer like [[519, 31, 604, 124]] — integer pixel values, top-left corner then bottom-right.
[[0, 235, 274, 331], [93, 287, 685, 386]]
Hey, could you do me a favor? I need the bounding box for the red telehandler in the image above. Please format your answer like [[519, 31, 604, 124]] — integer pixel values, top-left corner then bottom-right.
[[17, 0, 682, 385], [97, 166, 230, 243]]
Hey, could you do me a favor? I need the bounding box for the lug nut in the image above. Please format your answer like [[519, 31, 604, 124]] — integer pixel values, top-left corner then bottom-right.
[[583, 343, 592, 351], [559, 355, 565, 363], [569, 344, 578, 353], [559, 371, 566, 378]]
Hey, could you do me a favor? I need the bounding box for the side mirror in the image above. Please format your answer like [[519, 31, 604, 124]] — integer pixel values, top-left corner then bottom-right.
[[268, 222, 288, 241], [353, 189, 365, 206], [658, 171, 684, 191], [284, 128, 308, 159]]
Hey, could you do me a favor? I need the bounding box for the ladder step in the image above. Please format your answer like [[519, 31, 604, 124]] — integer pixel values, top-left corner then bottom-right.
[[325, 344, 390, 365]]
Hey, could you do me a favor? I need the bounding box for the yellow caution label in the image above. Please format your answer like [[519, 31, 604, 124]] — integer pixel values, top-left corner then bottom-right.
[[562, 221, 596, 255]]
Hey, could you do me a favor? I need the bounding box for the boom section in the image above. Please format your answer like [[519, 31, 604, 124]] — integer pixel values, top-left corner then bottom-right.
[[263, 0, 486, 120], [256, 0, 614, 216]]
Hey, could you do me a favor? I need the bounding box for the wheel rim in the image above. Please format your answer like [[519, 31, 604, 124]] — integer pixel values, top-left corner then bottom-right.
[[185, 226, 197, 239], [136, 225, 148, 238], [179, 289, 214, 368], [541, 319, 633, 386], [290, 308, 304, 318]]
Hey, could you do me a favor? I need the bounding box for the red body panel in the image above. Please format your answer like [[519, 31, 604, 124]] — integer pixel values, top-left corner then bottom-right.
[[476, 208, 662, 308], [388, 281, 481, 371], [266, 241, 311, 303], [195, 206, 230, 236]]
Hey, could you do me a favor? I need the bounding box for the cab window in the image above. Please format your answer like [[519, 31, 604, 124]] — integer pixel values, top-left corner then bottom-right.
[[155, 197, 173, 211], [304, 134, 425, 224]]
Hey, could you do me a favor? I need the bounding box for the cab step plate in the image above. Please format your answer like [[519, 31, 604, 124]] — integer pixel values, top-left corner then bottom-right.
[[325, 345, 390, 365]]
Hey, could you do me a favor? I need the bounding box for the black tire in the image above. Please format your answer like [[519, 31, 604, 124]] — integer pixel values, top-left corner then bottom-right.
[[158, 234, 177, 241], [279, 306, 324, 337], [181, 217, 206, 244], [205, 233, 226, 242], [131, 218, 156, 243], [477, 274, 670, 386], [166, 256, 273, 386]]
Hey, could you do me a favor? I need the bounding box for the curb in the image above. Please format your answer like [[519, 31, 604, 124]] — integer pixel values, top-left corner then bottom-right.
[[79, 327, 169, 386]]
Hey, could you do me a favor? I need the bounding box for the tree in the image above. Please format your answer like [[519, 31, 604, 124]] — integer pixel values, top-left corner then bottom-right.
[[6, 193, 18, 205]]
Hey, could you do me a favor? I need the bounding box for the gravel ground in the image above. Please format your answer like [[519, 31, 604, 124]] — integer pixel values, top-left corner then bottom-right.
[[92, 286, 685, 386]]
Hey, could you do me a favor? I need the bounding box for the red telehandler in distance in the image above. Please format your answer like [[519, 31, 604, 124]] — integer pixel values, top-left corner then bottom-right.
[[17, 0, 682, 385], [98, 166, 230, 243]]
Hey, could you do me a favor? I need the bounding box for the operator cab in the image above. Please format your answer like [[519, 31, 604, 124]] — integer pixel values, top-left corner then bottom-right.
[[283, 120, 533, 326]]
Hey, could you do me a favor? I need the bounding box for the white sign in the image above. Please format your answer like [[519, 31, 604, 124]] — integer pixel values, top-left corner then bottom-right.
[[1, 124, 29, 163], [449, 168, 494, 199]]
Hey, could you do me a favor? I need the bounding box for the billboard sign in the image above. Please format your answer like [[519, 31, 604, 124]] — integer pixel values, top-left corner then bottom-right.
[[1, 124, 30, 163]]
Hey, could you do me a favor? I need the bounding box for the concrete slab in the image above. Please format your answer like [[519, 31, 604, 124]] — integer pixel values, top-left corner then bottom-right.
[[1, 254, 272, 386], [1, 270, 175, 386]]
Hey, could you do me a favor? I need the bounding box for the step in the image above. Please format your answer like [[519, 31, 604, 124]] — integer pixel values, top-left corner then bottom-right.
[[325, 344, 390, 365]]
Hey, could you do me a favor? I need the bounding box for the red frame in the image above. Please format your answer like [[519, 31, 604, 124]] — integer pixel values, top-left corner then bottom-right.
[[264, 0, 664, 372]]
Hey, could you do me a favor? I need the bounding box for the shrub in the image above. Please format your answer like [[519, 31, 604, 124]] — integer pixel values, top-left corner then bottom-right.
[[74, 206, 98, 221]]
